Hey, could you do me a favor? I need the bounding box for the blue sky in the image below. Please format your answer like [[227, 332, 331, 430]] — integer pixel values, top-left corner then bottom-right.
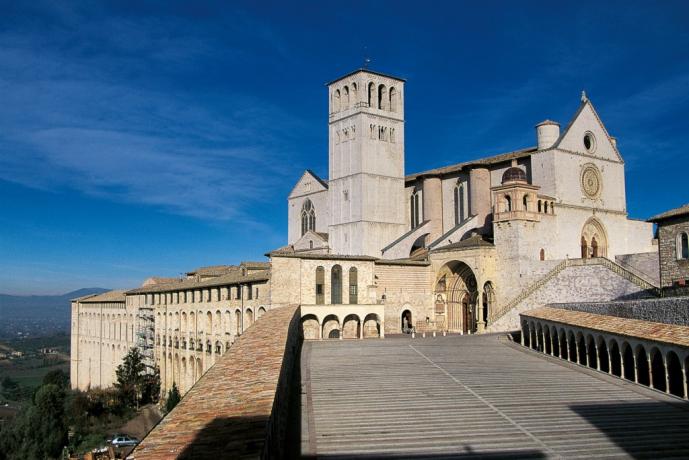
[[1, 1, 688, 295]]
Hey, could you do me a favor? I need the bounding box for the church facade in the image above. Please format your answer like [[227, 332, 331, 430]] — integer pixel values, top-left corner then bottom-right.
[[71, 68, 661, 396], [281, 68, 656, 339]]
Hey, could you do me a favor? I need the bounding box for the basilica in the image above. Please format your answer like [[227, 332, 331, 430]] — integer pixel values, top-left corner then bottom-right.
[[71, 68, 661, 396]]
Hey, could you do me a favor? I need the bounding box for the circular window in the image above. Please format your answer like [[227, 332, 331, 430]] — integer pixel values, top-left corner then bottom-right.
[[583, 132, 596, 153], [581, 164, 602, 199]]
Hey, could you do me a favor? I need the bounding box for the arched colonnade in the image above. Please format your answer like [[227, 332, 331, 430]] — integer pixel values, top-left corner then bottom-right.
[[521, 319, 689, 400]]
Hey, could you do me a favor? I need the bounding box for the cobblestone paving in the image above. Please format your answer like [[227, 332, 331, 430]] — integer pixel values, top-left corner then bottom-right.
[[301, 334, 689, 459]]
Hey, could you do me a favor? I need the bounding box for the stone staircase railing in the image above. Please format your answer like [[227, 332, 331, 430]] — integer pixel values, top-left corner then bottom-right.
[[488, 257, 660, 325]]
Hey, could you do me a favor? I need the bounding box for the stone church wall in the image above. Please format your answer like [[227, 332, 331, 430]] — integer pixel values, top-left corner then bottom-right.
[[375, 263, 433, 334], [488, 264, 652, 332], [657, 216, 689, 287]]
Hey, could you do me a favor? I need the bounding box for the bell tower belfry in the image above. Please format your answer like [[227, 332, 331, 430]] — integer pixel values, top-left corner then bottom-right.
[[327, 69, 407, 256]]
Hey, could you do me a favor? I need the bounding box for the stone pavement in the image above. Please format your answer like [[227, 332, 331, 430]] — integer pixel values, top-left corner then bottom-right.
[[301, 334, 689, 459]]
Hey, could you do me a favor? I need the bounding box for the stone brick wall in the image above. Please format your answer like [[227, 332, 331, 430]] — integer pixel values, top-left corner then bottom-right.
[[657, 217, 689, 287], [488, 264, 652, 331], [615, 251, 660, 285], [551, 296, 689, 326], [131, 305, 300, 460]]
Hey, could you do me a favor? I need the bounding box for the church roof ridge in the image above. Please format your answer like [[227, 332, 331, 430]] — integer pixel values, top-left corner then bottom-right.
[[648, 203, 689, 222], [405, 146, 537, 182], [325, 68, 406, 86]]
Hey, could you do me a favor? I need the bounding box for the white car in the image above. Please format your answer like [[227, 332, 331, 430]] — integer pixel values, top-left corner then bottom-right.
[[111, 436, 139, 447]]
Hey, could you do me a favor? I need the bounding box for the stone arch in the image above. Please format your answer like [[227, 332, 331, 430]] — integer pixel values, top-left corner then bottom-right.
[[235, 309, 242, 335], [245, 308, 254, 328], [581, 217, 608, 258], [389, 87, 398, 112], [363, 313, 381, 338], [333, 88, 341, 112], [402, 309, 413, 334], [181, 357, 187, 393], [378, 84, 388, 110], [481, 282, 494, 327], [543, 325, 552, 355], [342, 85, 349, 109], [258, 306, 266, 318], [435, 261, 478, 334], [522, 321, 530, 348], [636, 345, 650, 386], [559, 328, 569, 360], [322, 314, 340, 339], [596, 336, 609, 373], [301, 314, 320, 340], [576, 331, 587, 366], [609, 339, 622, 377], [367, 82, 376, 108], [551, 326, 560, 357], [530, 320, 538, 351], [667, 351, 684, 398], [196, 357, 202, 380], [342, 314, 361, 339], [650, 347, 666, 392], [586, 334, 597, 369]]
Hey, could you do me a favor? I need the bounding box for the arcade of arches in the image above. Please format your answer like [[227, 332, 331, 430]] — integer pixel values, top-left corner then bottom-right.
[[522, 316, 689, 400]]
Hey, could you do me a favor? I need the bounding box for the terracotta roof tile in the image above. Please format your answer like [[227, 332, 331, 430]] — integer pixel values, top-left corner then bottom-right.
[[522, 306, 689, 348]]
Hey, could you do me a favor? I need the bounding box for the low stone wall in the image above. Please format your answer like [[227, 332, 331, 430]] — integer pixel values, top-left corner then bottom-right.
[[130, 304, 300, 459], [551, 296, 689, 326]]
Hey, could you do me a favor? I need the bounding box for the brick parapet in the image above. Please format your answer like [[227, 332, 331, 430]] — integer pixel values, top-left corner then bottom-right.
[[131, 304, 300, 459]]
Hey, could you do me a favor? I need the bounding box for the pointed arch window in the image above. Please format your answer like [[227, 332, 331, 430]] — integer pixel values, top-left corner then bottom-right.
[[301, 199, 316, 236], [454, 183, 465, 225], [410, 191, 421, 229]]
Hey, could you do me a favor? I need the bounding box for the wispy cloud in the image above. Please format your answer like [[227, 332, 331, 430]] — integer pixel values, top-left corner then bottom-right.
[[0, 6, 304, 222]]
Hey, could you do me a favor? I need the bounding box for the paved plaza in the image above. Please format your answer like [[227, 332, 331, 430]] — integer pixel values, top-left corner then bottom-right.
[[301, 334, 689, 459]]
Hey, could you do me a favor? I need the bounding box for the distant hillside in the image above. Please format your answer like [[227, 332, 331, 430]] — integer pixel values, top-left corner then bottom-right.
[[0, 288, 109, 319]]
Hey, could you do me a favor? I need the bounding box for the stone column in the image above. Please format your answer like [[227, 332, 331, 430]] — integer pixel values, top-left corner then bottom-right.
[[664, 355, 670, 395], [422, 175, 443, 244], [647, 352, 654, 389], [682, 360, 688, 400], [469, 167, 491, 228]]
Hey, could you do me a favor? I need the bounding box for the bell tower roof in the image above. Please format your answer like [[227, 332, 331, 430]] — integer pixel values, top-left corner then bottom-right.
[[326, 68, 406, 86]]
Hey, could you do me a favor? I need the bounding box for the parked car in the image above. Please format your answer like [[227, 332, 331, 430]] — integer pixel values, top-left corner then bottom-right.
[[111, 435, 139, 447]]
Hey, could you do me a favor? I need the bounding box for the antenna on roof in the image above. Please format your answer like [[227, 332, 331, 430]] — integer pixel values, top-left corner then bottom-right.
[[363, 46, 371, 68]]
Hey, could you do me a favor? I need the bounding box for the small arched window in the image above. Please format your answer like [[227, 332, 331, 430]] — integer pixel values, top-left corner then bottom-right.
[[678, 232, 689, 260], [505, 195, 512, 212], [378, 84, 388, 110], [368, 82, 376, 108], [540, 248, 545, 261], [301, 199, 316, 236], [523, 195, 528, 211], [411, 191, 420, 229], [342, 86, 349, 109], [544, 201, 549, 214], [389, 87, 398, 112], [390, 128, 395, 143], [538, 200, 542, 213], [351, 82, 358, 102], [333, 89, 341, 112]]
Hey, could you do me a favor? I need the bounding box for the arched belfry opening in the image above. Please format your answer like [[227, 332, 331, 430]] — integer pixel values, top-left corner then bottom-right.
[[434, 261, 479, 334], [581, 217, 608, 258]]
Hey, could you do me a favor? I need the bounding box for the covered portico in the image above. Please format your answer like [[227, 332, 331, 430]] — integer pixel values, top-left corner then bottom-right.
[[300, 305, 386, 340]]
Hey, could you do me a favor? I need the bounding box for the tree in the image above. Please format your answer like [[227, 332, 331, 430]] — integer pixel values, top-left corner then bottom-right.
[[42, 369, 69, 389], [165, 383, 181, 414], [114, 348, 146, 409]]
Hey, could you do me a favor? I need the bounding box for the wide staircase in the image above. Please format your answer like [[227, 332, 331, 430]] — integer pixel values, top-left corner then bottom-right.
[[486, 257, 660, 332]]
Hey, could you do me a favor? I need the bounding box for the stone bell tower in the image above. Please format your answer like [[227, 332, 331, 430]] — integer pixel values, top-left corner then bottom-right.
[[327, 69, 407, 256]]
